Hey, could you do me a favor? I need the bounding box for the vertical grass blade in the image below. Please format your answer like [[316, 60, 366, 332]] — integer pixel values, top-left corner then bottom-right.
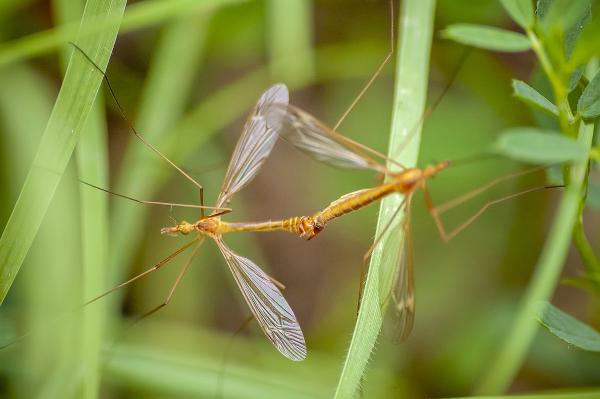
[[333, 1, 436, 397], [0, 0, 126, 303], [267, 0, 314, 86], [475, 122, 595, 394], [53, 0, 109, 395], [75, 104, 108, 399]]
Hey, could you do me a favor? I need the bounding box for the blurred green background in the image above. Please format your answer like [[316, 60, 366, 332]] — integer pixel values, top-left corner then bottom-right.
[[0, 0, 598, 398]]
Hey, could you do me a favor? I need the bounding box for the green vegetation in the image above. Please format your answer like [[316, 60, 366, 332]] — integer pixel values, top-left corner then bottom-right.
[[0, 0, 598, 398]]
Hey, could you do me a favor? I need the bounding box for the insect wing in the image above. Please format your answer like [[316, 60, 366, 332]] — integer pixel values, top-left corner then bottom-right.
[[216, 84, 289, 208], [379, 202, 415, 343], [265, 104, 385, 172], [215, 238, 307, 361]]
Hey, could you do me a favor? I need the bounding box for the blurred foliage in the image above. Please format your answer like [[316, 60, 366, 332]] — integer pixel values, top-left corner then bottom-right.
[[0, 0, 599, 398]]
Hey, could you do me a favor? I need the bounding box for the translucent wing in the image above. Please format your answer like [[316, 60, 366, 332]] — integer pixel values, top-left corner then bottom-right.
[[379, 200, 414, 343], [264, 103, 388, 173], [215, 238, 307, 361], [216, 84, 289, 208]]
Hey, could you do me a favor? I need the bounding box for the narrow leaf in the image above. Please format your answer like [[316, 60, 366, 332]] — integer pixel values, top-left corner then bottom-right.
[[500, 0, 534, 29], [577, 69, 600, 119], [492, 128, 587, 163], [536, 301, 600, 352], [512, 79, 558, 116], [0, 0, 126, 303], [442, 24, 531, 52]]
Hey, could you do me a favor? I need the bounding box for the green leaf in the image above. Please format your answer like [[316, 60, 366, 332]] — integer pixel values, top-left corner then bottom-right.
[[536, 301, 600, 352], [571, 6, 600, 66], [577, 69, 600, 119], [492, 128, 587, 163], [0, 0, 126, 304], [512, 79, 558, 116], [567, 66, 584, 92], [442, 24, 531, 52], [537, 0, 591, 59], [500, 0, 534, 29]]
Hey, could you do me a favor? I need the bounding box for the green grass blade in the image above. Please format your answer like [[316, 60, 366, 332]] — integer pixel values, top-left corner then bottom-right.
[[0, 0, 247, 67], [333, 0, 436, 397], [53, 1, 109, 396], [475, 122, 594, 394], [0, 0, 126, 303], [267, 0, 314, 86], [74, 101, 108, 399]]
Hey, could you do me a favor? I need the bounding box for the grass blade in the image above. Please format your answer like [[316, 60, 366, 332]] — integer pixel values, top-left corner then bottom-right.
[[333, 0, 436, 397], [0, 0, 126, 303], [0, 0, 247, 67], [53, 0, 110, 396], [267, 0, 314, 86]]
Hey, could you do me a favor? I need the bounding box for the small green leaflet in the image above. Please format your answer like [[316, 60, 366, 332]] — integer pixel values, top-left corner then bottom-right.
[[577, 69, 600, 120], [500, 0, 534, 29], [491, 128, 587, 164], [536, 301, 600, 352], [442, 24, 531, 52], [512, 80, 558, 116]]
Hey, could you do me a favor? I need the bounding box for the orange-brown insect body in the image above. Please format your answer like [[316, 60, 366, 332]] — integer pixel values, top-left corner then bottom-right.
[[301, 161, 449, 239], [161, 161, 449, 242]]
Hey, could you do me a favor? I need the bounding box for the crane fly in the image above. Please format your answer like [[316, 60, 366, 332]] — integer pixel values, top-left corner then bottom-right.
[[81, 82, 307, 361], [247, 101, 552, 341]]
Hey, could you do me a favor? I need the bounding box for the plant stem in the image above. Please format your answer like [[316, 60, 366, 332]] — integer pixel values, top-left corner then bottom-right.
[[474, 122, 594, 395], [333, 0, 436, 397], [526, 30, 575, 136], [573, 204, 600, 281]]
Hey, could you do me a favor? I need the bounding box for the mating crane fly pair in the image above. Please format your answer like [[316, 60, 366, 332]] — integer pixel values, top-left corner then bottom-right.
[[147, 80, 451, 361]]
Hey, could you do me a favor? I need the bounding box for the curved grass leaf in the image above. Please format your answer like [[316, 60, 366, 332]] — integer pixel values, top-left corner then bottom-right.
[[512, 80, 558, 116], [442, 24, 531, 52], [500, 0, 534, 29], [0, 0, 126, 304], [491, 127, 587, 164], [536, 301, 600, 352], [334, 0, 435, 397], [577, 69, 600, 120], [0, 0, 246, 67]]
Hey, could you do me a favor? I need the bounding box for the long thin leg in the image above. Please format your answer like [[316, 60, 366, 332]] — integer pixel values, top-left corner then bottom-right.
[[69, 42, 205, 193], [199, 187, 205, 218], [130, 238, 205, 323], [424, 183, 562, 242], [333, 0, 395, 131], [82, 238, 199, 307], [80, 179, 230, 212], [434, 166, 546, 215], [357, 198, 406, 313], [363, 197, 407, 263], [1, 239, 199, 351]]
